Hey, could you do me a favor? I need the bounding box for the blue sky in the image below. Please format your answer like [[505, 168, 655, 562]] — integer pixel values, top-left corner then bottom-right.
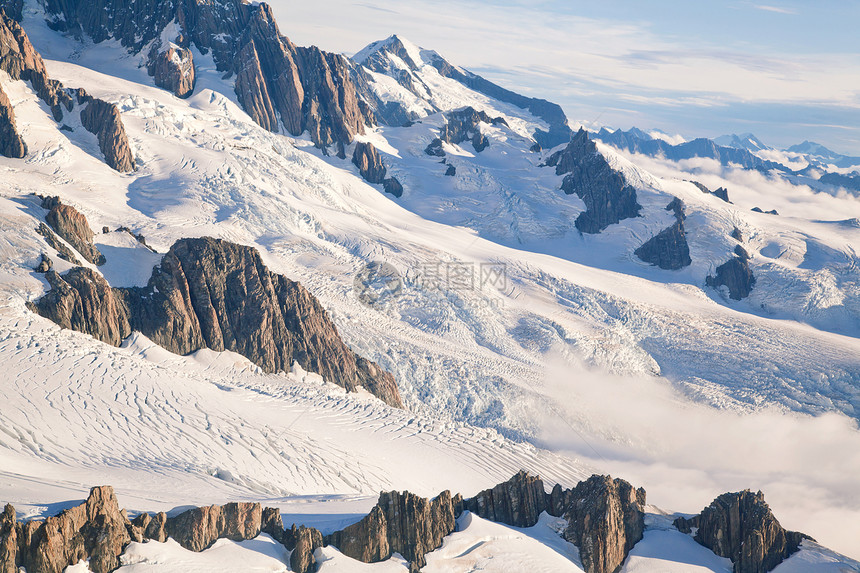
[[272, 1, 860, 154]]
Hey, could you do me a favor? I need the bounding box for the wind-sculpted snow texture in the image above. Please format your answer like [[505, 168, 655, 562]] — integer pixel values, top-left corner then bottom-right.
[[31, 237, 403, 407]]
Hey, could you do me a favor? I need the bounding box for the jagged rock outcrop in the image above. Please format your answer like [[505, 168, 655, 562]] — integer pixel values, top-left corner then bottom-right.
[[382, 177, 403, 197], [328, 490, 456, 572], [0, 486, 132, 573], [674, 490, 806, 573], [131, 511, 168, 543], [147, 43, 195, 99], [0, 504, 16, 573], [0, 10, 133, 172], [444, 164, 456, 176], [562, 475, 646, 573], [439, 106, 505, 152], [163, 502, 261, 552], [690, 181, 731, 203], [351, 141, 403, 196], [462, 470, 548, 528], [34, 253, 52, 273], [36, 222, 81, 265], [80, 98, 135, 172], [38, 0, 371, 149], [0, 82, 26, 158], [287, 525, 323, 573], [352, 141, 387, 184], [751, 207, 779, 215], [424, 137, 445, 157], [547, 128, 642, 233], [0, 9, 73, 122], [635, 197, 692, 270], [706, 245, 755, 300], [30, 237, 402, 407], [31, 268, 131, 346], [41, 196, 106, 266]]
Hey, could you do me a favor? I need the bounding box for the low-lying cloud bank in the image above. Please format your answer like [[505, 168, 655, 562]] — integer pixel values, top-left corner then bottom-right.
[[538, 356, 860, 560]]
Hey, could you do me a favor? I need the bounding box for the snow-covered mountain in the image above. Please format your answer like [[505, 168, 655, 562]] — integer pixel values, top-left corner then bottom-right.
[[0, 0, 859, 570], [713, 132, 770, 153]]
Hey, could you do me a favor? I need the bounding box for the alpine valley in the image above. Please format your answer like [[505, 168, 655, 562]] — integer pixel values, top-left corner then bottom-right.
[[0, 0, 859, 571]]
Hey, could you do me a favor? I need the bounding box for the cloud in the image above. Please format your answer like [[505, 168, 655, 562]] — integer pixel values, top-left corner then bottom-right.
[[535, 355, 860, 560], [755, 4, 798, 15]]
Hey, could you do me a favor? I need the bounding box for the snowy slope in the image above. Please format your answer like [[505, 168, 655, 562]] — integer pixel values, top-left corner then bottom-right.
[[0, 6, 858, 563]]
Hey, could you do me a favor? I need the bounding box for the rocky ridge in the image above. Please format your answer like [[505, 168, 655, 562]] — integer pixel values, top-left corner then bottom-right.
[[424, 106, 506, 157], [0, 10, 134, 171], [706, 244, 756, 300], [674, 490, 807, 573], [146, 43, 195, 99], [0, 80, 26, 158], [30, 236, 403, 407], [1, 475, 811, 573], [35, 0, 372, 149], [547, 128, 642, 234], [351, 141, 403, 196], [634, 197, 692, 270], [41, 196, 106, 266]]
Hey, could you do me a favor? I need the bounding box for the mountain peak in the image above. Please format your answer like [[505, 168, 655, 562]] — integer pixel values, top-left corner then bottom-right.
[[713, 132, 768, 151], [354, 34, 424, 70]]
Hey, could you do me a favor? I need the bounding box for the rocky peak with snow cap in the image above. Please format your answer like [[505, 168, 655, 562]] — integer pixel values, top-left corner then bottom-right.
[[34, 0, 372, 149]]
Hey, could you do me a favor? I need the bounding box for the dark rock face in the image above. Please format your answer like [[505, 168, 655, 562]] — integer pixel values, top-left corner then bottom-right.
[[35, 222, 81, 265], [547, 128, 642, 233], [562, 475, 646, 573], [352, 141, 387, 184], [288, 525, 323, 573], [751, 207, 779, 215], [329, 490, 456, 572], [635, 197, 692, 270], [706, 249, 755, 300], [0, 486, 132, 573], [690, 181, 731, 203], [0, 10, 73, 122], [35, 253, 53, 273], [31, 237, 402, 407], [0, 11, 133, 172], [147, 44, 195, 99], [30, 268, 131, 346], [0, 1, 22, 22], [351, 141, 403, 196], [80, 99, 136, 172], [382, 177, 403, 198], [437, 106, 505, 153], [39, 0, 371, 149], [164, 502, 261, 552], [674, 490, 806, 573], [424, 138, 445, 157], [462, 470, 548, 528], [0, 82, 26, 158], [444, 164, 456, 176], [42, 197, 106, 266]]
